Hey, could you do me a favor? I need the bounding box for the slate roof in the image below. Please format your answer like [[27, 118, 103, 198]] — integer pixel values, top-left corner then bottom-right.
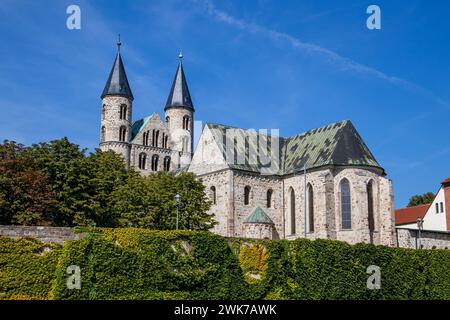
[[165, 60, 194, 111], [101, 51, 134, 100], [244, 207, 274, 225], [205, 120, 383, 175]]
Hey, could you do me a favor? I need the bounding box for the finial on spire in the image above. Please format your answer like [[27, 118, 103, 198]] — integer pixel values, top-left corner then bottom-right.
[[117, 34, 122, 52], [179, 50, 183, 63]]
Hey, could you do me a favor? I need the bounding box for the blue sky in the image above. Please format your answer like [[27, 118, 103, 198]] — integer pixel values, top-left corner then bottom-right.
[[0, 0, 449, 207]]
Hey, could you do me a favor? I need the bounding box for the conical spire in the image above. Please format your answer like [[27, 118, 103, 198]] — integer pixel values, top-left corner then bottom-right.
[[165, 52, 194, 111], [101, 38, 134, 100]]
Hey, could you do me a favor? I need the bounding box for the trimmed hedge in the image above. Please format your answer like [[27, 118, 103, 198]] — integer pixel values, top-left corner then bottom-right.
[[0, 237, 61, 299], [1, 229, 449, 300]]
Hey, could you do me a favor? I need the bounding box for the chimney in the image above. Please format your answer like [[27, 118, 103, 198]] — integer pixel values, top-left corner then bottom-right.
[[442, 177, 450, 231]]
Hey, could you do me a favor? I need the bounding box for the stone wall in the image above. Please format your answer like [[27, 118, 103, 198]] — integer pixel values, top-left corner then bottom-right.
[[0, 225, 86, 244], [396, 228, 450, 249]]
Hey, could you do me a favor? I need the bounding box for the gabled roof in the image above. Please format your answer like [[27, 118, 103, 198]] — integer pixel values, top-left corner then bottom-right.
[[165, 59, 194, 111], [204, 120, 383, 175], [101, 51, 134, 100], [244, 207, 274, 225], [395, 204, 430, 225], [131, 113, 160, 141]]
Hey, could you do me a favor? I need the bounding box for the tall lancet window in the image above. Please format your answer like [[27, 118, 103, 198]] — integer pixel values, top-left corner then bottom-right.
[[307, 183, 314, 232], [244, 186, 251, 206], [340, 178, 352, 230], [267, 189, 273, 208], [210, 186, 217, 205], [367, 180, 375, 243], [290, 187, 296, 235]]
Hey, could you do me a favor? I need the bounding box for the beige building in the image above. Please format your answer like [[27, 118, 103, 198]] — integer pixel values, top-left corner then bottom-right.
[[99, 43, 396, 246]]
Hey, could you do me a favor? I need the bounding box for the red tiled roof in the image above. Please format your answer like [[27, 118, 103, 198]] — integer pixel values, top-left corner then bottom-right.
[[395, 204, 430, 225], [442, 177, 450, 184]]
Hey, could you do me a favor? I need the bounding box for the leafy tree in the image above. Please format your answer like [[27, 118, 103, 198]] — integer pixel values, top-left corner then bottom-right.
[[112, 172, 215, 230], [0, 140, 52, 225], [407, 192, 435, 207]]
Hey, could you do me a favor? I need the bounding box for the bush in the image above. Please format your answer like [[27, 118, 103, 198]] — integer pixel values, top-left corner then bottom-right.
[[1, 229, 449, 300]]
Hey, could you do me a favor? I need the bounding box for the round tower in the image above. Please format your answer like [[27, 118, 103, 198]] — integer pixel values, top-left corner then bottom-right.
[[99, 39, 133, 166], [164, 52, 195, 167]]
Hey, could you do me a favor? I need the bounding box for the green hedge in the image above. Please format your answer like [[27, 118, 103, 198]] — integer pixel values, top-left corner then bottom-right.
[[1, 229, 449, 300], [0, 237, 61, 299]]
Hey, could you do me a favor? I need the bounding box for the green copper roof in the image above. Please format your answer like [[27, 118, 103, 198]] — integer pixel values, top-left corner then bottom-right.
[[205, 120, 383, 175], [244, 207, 274, 224]]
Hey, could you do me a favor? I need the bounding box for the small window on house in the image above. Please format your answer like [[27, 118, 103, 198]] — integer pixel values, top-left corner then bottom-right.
[[163, 156, 171, 171], [138, 153, 146, 170], [436, 203, 440, 214], [244, 186, 251, 206], [441, 202, 444, 213], [151, 154, 159, 171], [266, 189, 273, 208], [210, 186, 216, 205]]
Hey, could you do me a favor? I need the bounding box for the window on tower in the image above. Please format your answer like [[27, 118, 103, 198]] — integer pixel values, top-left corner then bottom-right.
[[119, 126, 127, 142], [165, 116, 170, 128], [183, 115, 190, 130], [101, 126, 106, 142], [120, 104, 127, 120]]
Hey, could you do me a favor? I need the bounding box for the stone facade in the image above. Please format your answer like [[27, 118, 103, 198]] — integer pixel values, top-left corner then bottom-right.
[[0, 225, 86, 244], [397, 228, 450, 249]]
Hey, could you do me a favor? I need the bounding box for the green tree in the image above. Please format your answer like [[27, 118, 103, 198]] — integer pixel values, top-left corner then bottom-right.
[[0, 140, 52, 225], [407, 192, 435, 207], [112, 172, 215, 230]]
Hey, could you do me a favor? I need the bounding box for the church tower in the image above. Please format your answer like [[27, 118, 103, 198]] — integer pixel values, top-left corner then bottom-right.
[[164, 52, 195, 167], [99, 39, 133, 166]]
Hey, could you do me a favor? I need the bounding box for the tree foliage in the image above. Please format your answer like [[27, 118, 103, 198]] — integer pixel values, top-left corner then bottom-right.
[[0, 138, 214, 230], [407, 192, 435, 207]]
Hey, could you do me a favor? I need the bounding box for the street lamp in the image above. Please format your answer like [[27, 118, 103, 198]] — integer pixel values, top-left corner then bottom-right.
[[416, 218, 424, 249], [175, 193, 181, 230]]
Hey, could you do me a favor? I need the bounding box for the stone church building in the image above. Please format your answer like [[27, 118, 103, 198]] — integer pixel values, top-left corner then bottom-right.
[[99, 43, 396, 247]]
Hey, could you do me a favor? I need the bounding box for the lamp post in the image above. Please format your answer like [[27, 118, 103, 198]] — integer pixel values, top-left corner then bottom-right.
[[416, 218, 424, 249], [175, 193, 181, 230]]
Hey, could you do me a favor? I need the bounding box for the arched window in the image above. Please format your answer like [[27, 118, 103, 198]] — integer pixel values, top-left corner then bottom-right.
[[119, 126, 127, 142], [290, 188, 296, 235], [244, 186, 251, 205], [100, 126, 106, 142], [340, 178, 352, 230], [102, 105, 106, 120], [120, 104, 127, 120], [138, 153, 146, 170], [143, 131, 150, 146], [164, 135, 168, 148], [162, 133, 166, 148], [152, 130, 156, 147], [210, 186, 216, 205], [151, 154, 159, 171], [163, 156, 171, 171], [267, 189, 273, 208], [155, 130, 160, 148], [165, 116, 170, 128], [367, 180, 375, 243], [183, 115, 190, 130], [307, 183, 314, 232]]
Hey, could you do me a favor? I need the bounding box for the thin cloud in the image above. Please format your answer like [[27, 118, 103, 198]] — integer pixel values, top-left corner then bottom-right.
[[194, 0, 449, 109]]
